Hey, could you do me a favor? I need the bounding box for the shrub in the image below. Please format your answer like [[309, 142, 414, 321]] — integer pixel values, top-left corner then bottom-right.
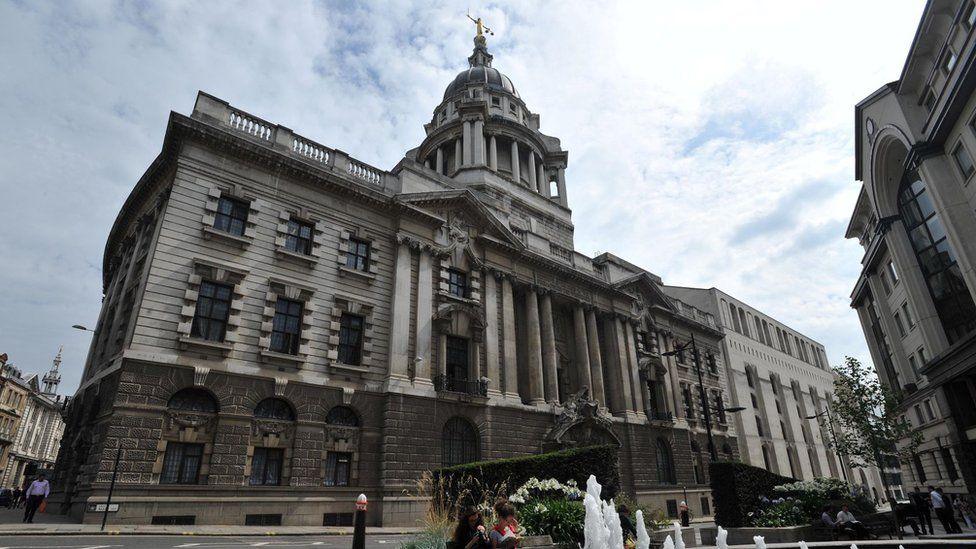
[[772, 477, 876, 520], [518, 498, 586, 548], [434, 445, 619, 512], [750, 501, 807, 527], [709, 461, 795, 527]]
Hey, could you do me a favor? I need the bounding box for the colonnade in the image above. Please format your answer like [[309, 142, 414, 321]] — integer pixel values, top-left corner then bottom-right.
[[424, 117, 568, 206]]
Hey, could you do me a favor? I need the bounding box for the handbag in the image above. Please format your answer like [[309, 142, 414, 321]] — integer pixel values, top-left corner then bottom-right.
[[38, 500, 47, 513]]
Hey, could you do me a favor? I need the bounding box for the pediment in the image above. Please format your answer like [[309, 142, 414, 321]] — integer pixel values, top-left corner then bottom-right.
[[613, 272, 677, 315], [395, 190, 525, 251]]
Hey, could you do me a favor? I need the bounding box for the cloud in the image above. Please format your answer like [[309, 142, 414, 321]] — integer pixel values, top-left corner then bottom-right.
[[0, 1, 925, 392]]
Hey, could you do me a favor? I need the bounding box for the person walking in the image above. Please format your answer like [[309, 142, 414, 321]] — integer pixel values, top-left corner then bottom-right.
[[679, 501, 691, 527], [913, 490, 933, 535], [930, 486, 962, 534], [22, 474, 50, 524]]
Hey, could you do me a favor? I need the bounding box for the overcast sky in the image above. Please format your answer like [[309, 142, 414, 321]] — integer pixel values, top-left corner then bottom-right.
[[0, 1, 924, 394]]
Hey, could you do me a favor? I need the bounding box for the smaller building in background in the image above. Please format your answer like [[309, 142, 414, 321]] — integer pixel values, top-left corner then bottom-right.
[[0, 348, 68, 489], [662, 286, 889, 500], [0, 361, 31, 484]]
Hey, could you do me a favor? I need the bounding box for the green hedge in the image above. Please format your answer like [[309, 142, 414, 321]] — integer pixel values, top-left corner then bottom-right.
[[709, 461, 795, 527], [433, 445, 619, 510]]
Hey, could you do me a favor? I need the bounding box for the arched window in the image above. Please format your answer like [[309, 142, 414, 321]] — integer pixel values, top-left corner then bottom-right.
[[898, 170, 976, 343], [656, 438, 675, 484], [729, 303, 741, 333], [168, 388, 218, 413], [762, 445, 773, 472], [441, 417, 479, 467], [326, 406, 359, 427], [254, 398, 295, 421]]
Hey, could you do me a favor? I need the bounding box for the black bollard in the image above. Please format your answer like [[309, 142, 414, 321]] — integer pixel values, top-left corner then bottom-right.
[[352, 493, 367, 549]]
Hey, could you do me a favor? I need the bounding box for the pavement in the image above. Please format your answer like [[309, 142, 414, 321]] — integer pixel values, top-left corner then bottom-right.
[[0, 535, 415, 548]]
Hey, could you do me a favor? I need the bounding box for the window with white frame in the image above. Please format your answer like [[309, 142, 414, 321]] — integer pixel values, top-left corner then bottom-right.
[[953, 143, 975, 179]]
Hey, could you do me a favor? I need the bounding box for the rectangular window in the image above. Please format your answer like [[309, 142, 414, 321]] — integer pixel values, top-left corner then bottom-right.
[[666, 500, 678, 518], [700, 497, 711, 516], [879, 270, 892, 294], [915, 404, 925, 425], [190, 281, 233, 342], [908, 355, 920, 377], [886, 259, 899, 284], [894, 312, 907, 337], [446, 336, 469, 381], [953, 143, 975, 179], [249, 447, 283, 486], [682, 386, 694, 418], [918, 347, 928, 365], [270, 298, 303, 355], [323, 513, 354, 527], [345, 237, 371, 271], [160, 442, 203, 484], [447, 269, 468, 298], [338, 313, 364, 365], [746, 370, 755, 388], [214, 196, 249, 236], [924, 400, 936, 420], [924, 87, 937, 111], [491, 96, 501, 107], [324, 451, 352, 487], [750, 393, 758, 408], [245, 514, 282, 526], [968, 1, 976, 28], [901, 302, 916, 327], [941, 447, 959, 481], [715, 392, 726, 423], [284, 219, 314, 255], [943, 49, 958, 73], [756, 416, 765, 437]]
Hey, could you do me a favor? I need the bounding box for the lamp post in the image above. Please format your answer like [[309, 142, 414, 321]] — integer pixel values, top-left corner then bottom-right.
[[664, 334, 719, 461], [805, 407, 849, 482]]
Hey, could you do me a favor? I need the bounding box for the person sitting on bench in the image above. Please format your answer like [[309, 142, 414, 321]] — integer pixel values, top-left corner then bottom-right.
[[836, 504, 870, 539]]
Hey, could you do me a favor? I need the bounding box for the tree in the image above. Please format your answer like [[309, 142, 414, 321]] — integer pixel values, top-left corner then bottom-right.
[[826, 356, 921, 537]]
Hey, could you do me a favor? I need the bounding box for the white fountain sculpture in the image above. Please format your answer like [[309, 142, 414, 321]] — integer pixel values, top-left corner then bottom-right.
[[716, 526, 729, 549], [673, 522, 685, 549], [604, 499, 624, 549], [583, 475, 611, 549], [798, 541, 809, 549], [635, 510, 650, 549], [662, 535, 675, 549], [753, 535, 766, 549]]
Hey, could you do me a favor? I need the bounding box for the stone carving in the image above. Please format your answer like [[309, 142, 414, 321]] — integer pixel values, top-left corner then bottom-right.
[[543, 387, 620, 452], [252, 418, 295, 438], [166, 410, 215, 430]]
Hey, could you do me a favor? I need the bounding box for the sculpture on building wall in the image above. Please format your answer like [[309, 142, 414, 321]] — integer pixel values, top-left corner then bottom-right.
[[543, 387, 620, 452]]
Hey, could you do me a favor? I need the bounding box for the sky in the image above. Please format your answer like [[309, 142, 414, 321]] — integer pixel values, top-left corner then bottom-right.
[[0, 1, 925, 394]]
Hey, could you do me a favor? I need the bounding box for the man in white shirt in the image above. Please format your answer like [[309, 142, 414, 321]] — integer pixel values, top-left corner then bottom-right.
[[22, 474, 50, 524], [930, 486, 962, 534], [836, 504, 868, 539]]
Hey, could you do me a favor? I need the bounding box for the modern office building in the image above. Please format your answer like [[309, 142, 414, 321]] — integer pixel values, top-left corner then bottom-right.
[[847, 0, 976, 498], [663, 286, 889, 500], [53, 31, 737, 526]]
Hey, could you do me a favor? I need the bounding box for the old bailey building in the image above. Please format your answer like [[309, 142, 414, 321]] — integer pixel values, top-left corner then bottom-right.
[[53, 30, 739, 526]]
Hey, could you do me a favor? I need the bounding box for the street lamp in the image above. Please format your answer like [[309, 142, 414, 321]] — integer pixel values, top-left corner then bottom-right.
[[72, 325, 95, 332], [663, 334, 726, 461], [806, 407, 849, 482]]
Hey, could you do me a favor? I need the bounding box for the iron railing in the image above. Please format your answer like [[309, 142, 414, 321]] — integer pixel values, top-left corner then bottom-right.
[[433, 374, 488, 397]]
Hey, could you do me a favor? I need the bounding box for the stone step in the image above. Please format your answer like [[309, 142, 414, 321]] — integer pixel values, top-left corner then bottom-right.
[[521, 534, 557, 547]]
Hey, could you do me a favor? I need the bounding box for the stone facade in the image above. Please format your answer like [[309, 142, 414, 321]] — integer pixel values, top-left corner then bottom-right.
[[847, 0, 976, 499], [53, 35, 737, 526]]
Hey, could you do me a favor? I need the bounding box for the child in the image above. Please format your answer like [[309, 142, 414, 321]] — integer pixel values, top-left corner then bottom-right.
[[491, 502, 519, 549]]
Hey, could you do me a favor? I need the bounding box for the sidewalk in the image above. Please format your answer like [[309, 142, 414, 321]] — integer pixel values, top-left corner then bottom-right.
[[0, 505, 423, 536]]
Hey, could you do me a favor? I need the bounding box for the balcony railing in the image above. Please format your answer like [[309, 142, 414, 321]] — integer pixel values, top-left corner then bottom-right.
[[647, 410, 674, 422], [433, 374, 488, 397]]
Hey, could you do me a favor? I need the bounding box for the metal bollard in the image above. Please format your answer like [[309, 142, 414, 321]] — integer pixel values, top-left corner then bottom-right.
[[352, 493, 367, 549]]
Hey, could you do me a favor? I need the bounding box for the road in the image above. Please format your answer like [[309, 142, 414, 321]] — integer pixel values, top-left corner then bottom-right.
[[0, 535, 413, 549]]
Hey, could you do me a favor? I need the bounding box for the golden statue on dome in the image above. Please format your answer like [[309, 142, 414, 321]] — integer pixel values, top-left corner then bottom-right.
[[467, 13, 494, 38]]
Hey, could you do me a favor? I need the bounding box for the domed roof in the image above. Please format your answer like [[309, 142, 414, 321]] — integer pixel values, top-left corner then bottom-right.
[[443, 36, 520, 101], [443, 65, 519, 100]]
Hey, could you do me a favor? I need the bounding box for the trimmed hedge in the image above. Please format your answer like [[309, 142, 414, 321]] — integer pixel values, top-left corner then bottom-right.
[[710, 461, 795, 527], [433, 445, 620, 510]]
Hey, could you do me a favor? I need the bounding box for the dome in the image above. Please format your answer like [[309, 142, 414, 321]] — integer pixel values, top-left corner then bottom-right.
[[443, 65, 519, 100]]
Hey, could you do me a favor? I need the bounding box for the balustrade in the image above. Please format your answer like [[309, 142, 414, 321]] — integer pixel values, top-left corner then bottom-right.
[[292, 136, 331, 164], [228, 111, 273, 141]]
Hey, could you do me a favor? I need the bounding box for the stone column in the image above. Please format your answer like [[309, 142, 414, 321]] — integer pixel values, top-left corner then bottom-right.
[[489, 135, 498, 171], [473, 120, 485, 165], [665, 336, 683, 418], [539, 163, 548, 196], [540, 292, 559, 403], [484, 273, 501, 396], [572, 305, 592, 393], [623, 322, 645, 418], [524, 288, 546, 405], [414, 249, 433, 383], [436, 147, 444, 175], [527, 152, 538, 192], [388, 240, 413, 380], [511, 140, 521, 184], [454, 139, 462, 172], [501, 277, 519, 398], [438, 333, 448, 377], [462, 121, 472, 166], [556, 168, 568, 206], [472, 340, 482, 382], [605, 316, 632, 415], [585, 308, 607, 407]]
